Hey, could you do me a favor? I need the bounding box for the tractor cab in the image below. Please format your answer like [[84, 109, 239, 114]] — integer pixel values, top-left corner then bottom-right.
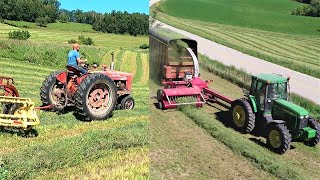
[[250, 74, 289, 113]]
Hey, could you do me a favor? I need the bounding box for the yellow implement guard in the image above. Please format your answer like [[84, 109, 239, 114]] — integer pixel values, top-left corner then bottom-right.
[[0, 96, 39, 130]]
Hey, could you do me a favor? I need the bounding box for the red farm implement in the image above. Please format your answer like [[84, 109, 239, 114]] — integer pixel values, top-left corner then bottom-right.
[[149, 28, 233, 110]]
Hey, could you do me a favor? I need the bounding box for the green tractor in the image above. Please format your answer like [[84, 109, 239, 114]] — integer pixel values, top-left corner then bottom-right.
[[230, 74, 319, 154]]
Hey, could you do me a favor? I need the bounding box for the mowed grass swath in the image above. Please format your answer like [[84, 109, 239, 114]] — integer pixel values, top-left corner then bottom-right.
[[0, 21, 149, 179], [152, 0, 320, 78]]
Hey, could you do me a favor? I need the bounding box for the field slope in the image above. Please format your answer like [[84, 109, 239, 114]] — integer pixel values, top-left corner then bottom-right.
[[152, 0, 320, 78], [150, 56, 320, 179], [0, 22, 149, 179]]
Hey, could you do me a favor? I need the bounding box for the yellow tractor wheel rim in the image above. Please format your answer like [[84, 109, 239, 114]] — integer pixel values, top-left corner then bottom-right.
[[232, 105, 246, 127], [269, 130, 282, 148]]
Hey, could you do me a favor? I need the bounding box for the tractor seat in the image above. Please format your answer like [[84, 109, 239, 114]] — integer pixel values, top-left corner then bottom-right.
[[66, 65, 82, 76]]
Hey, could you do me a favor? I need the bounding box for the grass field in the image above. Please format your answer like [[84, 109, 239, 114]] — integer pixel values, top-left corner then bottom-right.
[[3, 20, 96, 33], [0, 22, 147, 49], [0, 22, 149, 179], [150, 55, 320, 179], [159, 0, 320, 36], [152, 1, 320, 78]]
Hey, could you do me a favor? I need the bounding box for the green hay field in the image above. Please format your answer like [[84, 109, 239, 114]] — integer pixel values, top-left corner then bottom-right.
[[152, 0, 320, 78], [0, 22, 149, 179]]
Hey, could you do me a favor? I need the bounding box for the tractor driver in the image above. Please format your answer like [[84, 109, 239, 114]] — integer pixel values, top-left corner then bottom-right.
[[68, 43, 88, 74]]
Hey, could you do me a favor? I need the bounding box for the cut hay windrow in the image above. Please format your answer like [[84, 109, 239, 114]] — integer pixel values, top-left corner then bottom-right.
[[154, 12, 320, 77], [120, 51, 137, 77], [133, 53, 143, 83], [140, 53, 149, 85]]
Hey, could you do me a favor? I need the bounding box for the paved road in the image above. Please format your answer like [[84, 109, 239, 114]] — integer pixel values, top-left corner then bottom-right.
[[150, 0, 320, 104]]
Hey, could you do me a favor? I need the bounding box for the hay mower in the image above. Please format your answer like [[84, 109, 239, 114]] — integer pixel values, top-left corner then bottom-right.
[[40, 52, 135, 120], [0, 76, 39, 134], [150, 28, 320, 154]]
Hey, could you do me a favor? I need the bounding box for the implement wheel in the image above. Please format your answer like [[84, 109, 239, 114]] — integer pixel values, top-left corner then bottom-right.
[[157, 89, 163, 101], [40, 70, 65, 111], [230, 98, 255, 133], [304, 118, 320, 147], [74, 73, 117, 120], [267, 124, 291, 154]]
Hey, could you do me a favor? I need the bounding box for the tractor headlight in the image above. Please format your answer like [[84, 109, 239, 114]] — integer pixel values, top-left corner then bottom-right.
[[305, 115, 309, 119]]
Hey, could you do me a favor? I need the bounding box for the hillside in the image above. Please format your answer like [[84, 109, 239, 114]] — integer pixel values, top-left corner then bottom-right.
[[152, 0, 320, 78], [0, 22, 149, 179], [150, 55, 320, 179]]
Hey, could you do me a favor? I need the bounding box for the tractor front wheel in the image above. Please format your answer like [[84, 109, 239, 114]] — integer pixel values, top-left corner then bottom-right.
[[120, 96, 135, 110], [304, 118, 320, 147], [267, 124, 291, 154], [230, 98, 255, 133], [74, 73, 117, 121]]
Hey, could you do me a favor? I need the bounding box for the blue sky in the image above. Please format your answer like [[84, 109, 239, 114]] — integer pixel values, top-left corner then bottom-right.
[[59, 0, 149, 14]]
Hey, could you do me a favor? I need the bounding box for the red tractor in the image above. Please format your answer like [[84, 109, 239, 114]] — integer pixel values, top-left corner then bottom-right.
[[40, 54, 135, 121]]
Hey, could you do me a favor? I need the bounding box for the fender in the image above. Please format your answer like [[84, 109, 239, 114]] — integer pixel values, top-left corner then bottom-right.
[[56, 71, 67, 84], [248, 95, 257, 113], [5, 85, 19, 97]]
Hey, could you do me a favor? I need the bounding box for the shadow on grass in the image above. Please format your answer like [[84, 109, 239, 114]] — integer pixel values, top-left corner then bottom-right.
[[0, 127, 38, 138], [214, 110, 297, 151]]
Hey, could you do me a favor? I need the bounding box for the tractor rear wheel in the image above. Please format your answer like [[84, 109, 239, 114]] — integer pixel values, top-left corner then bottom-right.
[[40, 70, 65, 111], [230, 98, 255, 133], [74, 73, 117, 121], [267, 124, 291, 154], [304, 118, 320, 147]]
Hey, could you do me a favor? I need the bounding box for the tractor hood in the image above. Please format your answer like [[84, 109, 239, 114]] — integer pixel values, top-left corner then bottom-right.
[[274, 99, 309, 116]]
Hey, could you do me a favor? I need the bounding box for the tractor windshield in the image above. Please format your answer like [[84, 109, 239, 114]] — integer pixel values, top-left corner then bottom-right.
[[267, 83, 288, 100]]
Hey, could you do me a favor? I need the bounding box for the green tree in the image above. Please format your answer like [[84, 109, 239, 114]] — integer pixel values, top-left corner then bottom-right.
[[36, 16, 49, 27], [58, 12, 69, 23]]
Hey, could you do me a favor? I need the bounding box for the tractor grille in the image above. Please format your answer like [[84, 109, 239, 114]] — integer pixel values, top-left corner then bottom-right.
[[298, 117, 309, 129]]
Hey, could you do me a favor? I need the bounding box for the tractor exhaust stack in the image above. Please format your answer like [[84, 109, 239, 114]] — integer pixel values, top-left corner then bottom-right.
[[110, 52, 115, 71]]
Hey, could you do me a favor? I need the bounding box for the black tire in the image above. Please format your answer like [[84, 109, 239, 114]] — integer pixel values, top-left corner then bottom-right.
[[120, 96, 135, 110], [157, 101, 163, 110], [230, 98, 255, 133], [305, 118, 320, 147], [157, 89, 163, 102], [40, 70, 65, 111], [74, 73, 117, 120], [266, 123, 291, 154]]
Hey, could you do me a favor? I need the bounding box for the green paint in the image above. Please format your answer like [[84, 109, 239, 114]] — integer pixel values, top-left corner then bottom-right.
[[249, 95, 257, 113], [254, 74, 288, 84], [301, 127, 317, 139], [274, 99, 309, 116]]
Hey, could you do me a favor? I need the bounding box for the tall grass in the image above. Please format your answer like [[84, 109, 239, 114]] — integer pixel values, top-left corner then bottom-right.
[[199, 55, 320, 120]]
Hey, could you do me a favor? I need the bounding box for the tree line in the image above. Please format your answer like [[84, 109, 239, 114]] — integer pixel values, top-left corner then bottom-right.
[[0, 0, 60, 23], [59, 9, 148, 36], [292, 0, 320, 17], [0, 0, 148, 36]]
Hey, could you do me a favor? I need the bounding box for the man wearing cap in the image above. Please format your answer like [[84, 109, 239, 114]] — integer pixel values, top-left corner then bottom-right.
[[68, 43, 88, 74]]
